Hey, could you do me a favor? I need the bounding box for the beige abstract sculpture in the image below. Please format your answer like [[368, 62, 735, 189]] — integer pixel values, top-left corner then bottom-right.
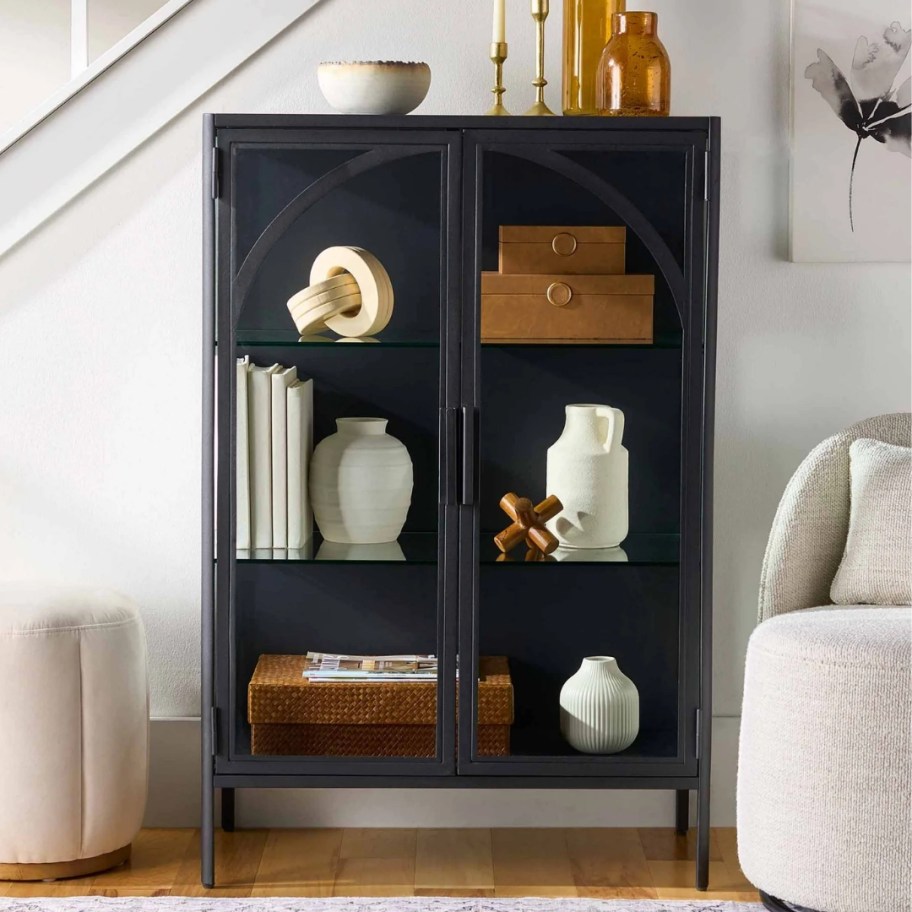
[[286, 245, 394, 338]]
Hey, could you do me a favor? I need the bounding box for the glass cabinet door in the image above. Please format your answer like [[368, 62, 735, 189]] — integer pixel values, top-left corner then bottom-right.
[[458, 130, 708, 777], [214, 130, 460, 775]]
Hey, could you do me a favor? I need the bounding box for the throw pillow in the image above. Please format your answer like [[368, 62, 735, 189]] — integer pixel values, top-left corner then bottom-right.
[[831, 438, 911, 605]]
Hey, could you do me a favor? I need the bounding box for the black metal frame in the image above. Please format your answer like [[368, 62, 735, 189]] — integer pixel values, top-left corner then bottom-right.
[[202, 114, 720, 889], [457, 128, 707, 783], [218, 130, 460, 783]]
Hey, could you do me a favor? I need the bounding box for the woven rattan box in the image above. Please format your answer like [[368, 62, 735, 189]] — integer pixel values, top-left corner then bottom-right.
[[248, 654, 514, 757]]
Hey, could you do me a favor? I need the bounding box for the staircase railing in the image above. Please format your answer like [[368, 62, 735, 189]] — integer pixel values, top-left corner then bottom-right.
[[0, 0, 327, 259], [0, 0, 193, 156]]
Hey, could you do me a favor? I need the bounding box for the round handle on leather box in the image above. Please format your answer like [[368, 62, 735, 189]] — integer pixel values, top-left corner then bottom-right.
[[551, 232, 578, 256], [546, 282, 573, 307]]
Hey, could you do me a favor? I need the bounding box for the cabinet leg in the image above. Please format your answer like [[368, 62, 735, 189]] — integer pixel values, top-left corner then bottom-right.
[[675, 789, 689, 835], [221, 788, 235, 832], [201, 776, 215, 887], [695, 779, 710, 890]]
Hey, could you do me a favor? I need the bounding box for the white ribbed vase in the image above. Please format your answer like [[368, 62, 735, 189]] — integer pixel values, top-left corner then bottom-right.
[[559, 656, 639, 754], [310, 417, 413, 544]]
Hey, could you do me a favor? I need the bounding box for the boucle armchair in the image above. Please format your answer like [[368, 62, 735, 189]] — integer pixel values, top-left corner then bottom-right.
[[737, 413, 911, 912]]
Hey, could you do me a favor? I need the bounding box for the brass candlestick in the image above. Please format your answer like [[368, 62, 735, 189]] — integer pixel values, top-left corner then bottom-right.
[[524, 0, 555, 115], [487, 41, 510, 115]]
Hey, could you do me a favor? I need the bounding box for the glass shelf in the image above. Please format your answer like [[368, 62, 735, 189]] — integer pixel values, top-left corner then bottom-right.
[[233, 533, 439, 564], [230, 533, 678, 565], [225, 331, 682, 349], [481, 331, 682, 350], [230, 330, 440, 349], [480, 533, 680, 565], [504, 726, 678, 759]]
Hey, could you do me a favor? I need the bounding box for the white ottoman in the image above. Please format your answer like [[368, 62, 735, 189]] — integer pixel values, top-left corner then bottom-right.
[[0, 585, 148, 880], [738, 606, 912, 912]]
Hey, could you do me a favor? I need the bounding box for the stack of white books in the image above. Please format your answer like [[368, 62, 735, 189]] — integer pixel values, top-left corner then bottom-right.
[[236, 357, 314, 551]]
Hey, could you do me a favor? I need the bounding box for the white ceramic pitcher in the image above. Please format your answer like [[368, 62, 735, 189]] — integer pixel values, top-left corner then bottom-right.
[[546, 403, 629, 549]]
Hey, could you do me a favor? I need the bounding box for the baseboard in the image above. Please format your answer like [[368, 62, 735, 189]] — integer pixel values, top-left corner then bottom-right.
[[146, 716, 739, 828]]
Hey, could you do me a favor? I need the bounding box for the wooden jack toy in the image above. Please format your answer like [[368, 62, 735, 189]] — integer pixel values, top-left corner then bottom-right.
[[493, 492, 563, 558]]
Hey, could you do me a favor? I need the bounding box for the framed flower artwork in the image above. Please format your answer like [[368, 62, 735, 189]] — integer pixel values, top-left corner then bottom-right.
[[791, 1, 910, 261]]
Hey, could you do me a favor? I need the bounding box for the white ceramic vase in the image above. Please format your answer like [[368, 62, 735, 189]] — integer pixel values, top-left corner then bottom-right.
[[546, 403, 628, 549], [310, 417, 413, 544], [559, 656, 639, 754]]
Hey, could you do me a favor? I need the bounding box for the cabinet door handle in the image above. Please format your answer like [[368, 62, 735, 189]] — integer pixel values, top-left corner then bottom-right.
[[441, 408, 458, 506], [460, 406, 476, 506]]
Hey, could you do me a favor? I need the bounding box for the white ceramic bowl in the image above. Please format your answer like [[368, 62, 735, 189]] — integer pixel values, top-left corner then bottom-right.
[[318, 61, 431, 115]]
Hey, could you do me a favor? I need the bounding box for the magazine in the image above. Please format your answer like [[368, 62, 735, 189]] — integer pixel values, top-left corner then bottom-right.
[[303, 652, 438, 682]]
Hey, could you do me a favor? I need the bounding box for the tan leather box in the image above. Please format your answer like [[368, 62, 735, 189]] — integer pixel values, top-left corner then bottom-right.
[[499, 225, 626, 275], [481, 272, 654, 344]]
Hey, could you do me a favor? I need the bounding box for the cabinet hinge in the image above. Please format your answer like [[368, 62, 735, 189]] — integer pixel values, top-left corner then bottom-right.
[[703, 150, 710, 202], [210, 707, 219, 756], [694, 708, 702, 759], [211, 147, 221, 200]]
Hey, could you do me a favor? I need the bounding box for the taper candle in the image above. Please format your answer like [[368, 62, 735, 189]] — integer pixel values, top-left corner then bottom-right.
[[492, 0, 506, 43]]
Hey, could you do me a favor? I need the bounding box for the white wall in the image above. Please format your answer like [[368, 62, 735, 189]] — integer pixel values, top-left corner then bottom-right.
[[0, 0, 70, 133], [88, 0, 167, 63], [1, 0, 909, 826]]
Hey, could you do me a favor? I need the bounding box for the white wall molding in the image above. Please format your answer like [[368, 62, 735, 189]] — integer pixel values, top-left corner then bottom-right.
[[0, 0, 326, 258], [145, 716, 741, 828]]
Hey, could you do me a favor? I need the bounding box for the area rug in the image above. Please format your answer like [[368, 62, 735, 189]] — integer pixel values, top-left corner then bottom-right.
[[0, 898, 764, 911]]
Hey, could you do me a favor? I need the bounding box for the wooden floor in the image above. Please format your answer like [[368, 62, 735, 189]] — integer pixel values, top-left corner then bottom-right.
[[0, 827, 759, 901]]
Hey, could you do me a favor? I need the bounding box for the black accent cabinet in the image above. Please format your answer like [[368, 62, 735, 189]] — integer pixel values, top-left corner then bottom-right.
[[202, 114, 720, 888]]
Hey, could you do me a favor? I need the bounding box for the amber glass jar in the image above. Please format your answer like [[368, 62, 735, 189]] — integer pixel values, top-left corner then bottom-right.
[[595, 12, 670, 117], [562, 0, 626, 115]]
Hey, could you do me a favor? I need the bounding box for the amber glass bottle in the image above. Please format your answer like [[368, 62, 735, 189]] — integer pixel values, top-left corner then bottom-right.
[[595, 11, 670, 117], [562, 0, 626, 115]]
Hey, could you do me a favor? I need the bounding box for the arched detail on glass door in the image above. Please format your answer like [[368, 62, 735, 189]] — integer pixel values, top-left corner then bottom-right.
[[232, 145, 435, 323]]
